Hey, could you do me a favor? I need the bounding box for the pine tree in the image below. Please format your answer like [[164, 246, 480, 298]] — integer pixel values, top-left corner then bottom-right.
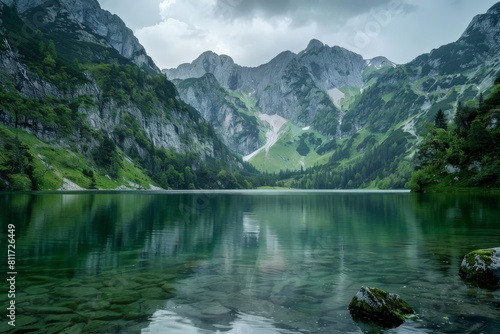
[[434, 109, 447, 130]]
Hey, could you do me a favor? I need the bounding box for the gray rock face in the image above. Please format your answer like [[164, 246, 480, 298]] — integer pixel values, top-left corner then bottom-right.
[[0, 32, 216, 162], [176, 74, 261, 155], [166, 51, 237, 83], [164, 40, 373, 149], [2, 0, 158, 73], [412, 2, 500, 78], [297, 40, 366, 90], [460, 2, 500, 49], [165, 40, 367, 93]]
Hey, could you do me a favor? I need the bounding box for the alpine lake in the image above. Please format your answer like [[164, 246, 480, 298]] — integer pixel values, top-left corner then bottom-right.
[[0, 190, 499, 333]]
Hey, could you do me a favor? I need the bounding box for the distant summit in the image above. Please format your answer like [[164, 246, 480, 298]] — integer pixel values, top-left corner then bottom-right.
[[163, 2, 500, 188], [306, 39, 325, 50], [365, 56, 397, 69]]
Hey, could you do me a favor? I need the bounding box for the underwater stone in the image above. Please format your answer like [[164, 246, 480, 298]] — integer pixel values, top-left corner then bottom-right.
[[201, 303, 232, 316], [24, 306, 73, 314], [62, 323, 86, 333], [45, 314, 78, 324], [82, 320, 122, 333], [43, 322, 74, 333], [24, 287, 50, 295], [161, 283, 175, 293], [77, 300, 111, 311], [139, 286, 167, 299], [459, 247, 500, 288], [59, 280, 83, 287], [55, 286, 101, 298], [348, 286, 414, 328], [79, 310, 123, 321], [101, 286, 140, 304], [15, 315, 39, 327]]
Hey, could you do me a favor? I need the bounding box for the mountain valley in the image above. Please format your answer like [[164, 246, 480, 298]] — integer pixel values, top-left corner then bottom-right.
[[165, 3, 500, 188], [1, 0, 499, 190]]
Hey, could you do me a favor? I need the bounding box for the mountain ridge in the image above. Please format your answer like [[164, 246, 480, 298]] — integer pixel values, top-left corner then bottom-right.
[[164, 39, 396, 157], [2, 0, 159, 73], [1, 0, 499, 191], [0, 0, 258, 191], [164, 3, 500, 189]]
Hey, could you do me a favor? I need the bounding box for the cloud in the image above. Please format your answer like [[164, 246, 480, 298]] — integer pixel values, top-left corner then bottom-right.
[[111, 0, 499, 69], [136, 0, 413, 69], [98, 0, 163, 30], [213, 0, 410, 26]]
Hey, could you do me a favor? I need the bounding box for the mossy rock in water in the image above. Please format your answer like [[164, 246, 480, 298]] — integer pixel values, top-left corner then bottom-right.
[[459, 247, 500, 289], [348, 287, 414, 328]]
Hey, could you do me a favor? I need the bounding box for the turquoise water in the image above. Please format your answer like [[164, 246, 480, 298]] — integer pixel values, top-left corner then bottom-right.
[[0, 190, 499, 333]]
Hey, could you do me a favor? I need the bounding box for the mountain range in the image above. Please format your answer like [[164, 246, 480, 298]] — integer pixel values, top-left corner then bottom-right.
[[0, 0, 251, 191], [165, 3, 500, 188], [0, 0, 499, 191]]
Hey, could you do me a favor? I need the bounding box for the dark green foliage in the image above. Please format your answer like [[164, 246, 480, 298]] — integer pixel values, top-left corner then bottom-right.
[[89, 64, 176, 114], [0, 2, 265, 191], [434, 109, 447, 130], [0, 6, 88, 89], [0, 87, 92, 139], [410, 82, 500, 191], [0, 130, 37, 190], [278, 130, 413, 189], [316, 139, 337, 155], [93, 135, 120, 179], [296, 134, 310, 156]]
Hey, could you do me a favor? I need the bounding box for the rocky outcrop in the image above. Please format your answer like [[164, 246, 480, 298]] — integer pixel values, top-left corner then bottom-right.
[[164, 40, 369, 150], [460, 2, 500, 51], [296, 39, 366, 91], [175, 73, 261, 155], [1, 0, 158, 73], [0, 4, 223, 162], [164, 40, 368, 94], [365, 56, 397, 70], [348, 287, 414, 328], [459, 248, 500, 288], [411, 2, 500, 79]]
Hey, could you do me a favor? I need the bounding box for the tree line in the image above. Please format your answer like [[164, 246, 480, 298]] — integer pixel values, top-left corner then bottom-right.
[[409, 77, 500, 191]]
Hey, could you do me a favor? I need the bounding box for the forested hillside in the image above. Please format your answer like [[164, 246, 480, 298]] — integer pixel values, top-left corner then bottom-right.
[[409, 77, 500, 191], [0, 1, 265, 191], [166, 3, 500, 190]]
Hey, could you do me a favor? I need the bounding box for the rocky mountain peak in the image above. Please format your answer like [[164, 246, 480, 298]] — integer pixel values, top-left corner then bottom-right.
[[196, 51, 235, 71], [164, 51, 238, 81], [365, 56, 397, 69], [487, 2, 500, 15], [306, 39, 325, 50], [459, 2, 500, 47]]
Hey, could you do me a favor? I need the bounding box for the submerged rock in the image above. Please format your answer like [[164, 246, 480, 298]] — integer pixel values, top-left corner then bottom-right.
[[459, 247, 500, 288], [348, 287, 414, 328]]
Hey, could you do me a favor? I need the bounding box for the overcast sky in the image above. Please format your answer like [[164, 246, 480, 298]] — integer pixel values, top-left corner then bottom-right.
[[98, 0, 499, 69]]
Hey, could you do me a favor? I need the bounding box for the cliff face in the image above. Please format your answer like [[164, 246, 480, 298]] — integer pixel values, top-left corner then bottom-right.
[[175, 73, 261, 155], [0, 41, 218, 162], [164, 40, 380, 149], [1, 0, 158, 73], [0, 1, 241, 191], [165, 40, 368, 94], [163, 3, 500, 189]]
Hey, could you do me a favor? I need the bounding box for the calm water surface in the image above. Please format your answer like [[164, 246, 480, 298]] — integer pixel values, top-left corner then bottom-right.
[[0, 190, 499, 333]]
